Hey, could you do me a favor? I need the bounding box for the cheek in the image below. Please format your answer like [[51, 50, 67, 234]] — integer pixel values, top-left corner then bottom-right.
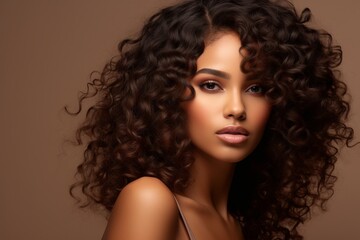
[[186, 101, 209, 128], [250, 103, 272, 129], [184, 96, 220, 139]]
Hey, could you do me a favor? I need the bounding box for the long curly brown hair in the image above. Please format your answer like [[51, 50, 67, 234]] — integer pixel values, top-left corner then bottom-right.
[[68, 0, 354, 239]]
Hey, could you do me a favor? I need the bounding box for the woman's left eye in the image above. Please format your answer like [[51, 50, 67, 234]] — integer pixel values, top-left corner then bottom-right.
[[246, 84, 265, 94]]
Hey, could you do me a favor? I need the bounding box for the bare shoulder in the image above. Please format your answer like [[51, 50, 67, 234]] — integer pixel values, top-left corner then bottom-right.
[[102, 177, 179, 240], [116, 177, 178, 212], [121, 176, 175, 203]]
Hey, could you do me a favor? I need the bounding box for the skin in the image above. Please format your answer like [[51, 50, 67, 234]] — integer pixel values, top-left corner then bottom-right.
[[102, 32, 271, 240]]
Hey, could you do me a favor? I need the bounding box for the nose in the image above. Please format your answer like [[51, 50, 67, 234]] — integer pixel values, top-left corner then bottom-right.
[[223, 90, 246, 120]]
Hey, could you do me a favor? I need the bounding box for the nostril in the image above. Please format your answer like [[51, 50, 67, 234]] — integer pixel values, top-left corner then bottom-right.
[[227, 111, 246, 120]]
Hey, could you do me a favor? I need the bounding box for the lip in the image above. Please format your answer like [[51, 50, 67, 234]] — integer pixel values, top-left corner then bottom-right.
[[216, 126, 249, 144]]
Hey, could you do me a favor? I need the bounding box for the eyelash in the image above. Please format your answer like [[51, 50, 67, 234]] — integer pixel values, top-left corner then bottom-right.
[[199, 81, 223, 92], [245, 84, 265, 94], [199, 81, 265, 95]]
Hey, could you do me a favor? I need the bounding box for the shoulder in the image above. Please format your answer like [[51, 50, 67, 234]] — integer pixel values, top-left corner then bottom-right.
[[102, 177, 179, 240], [120, 176, 175, 203]]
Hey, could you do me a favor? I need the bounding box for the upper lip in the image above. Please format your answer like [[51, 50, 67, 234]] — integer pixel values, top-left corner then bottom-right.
[[216, 126, 249, 135]]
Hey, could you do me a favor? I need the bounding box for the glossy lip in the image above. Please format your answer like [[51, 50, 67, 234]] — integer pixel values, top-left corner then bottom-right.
[[215, 126, 249, 144]]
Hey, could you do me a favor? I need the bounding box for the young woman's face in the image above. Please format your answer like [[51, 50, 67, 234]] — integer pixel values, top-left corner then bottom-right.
[[184, 32, 271, 163]]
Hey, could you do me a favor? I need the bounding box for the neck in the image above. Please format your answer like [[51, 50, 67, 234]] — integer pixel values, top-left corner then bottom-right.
[[183, 151, 236, 218]]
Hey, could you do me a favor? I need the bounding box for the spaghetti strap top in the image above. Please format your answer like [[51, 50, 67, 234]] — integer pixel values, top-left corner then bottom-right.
[[173, 195, 196, 240]]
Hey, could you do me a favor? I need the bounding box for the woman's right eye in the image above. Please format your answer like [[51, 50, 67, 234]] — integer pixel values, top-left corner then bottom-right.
[[199, 81, 222, 92]]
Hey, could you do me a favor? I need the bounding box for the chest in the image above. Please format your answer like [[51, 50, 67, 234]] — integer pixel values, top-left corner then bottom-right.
[[175, 209, 244, 240]]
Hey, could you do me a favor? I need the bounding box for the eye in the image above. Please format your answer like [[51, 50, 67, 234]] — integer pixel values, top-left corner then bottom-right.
[[199, 81, 222, 92], [246, 84, 265, 94]]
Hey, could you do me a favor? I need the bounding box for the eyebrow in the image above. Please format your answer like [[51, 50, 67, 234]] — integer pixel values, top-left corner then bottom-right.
[[195, 68, 230, 80]]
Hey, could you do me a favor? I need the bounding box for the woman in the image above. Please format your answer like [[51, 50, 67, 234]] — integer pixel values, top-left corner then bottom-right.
[[69, 0, 354, 239]]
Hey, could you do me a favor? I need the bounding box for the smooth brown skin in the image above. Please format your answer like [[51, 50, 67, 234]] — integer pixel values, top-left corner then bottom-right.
[[102, 177, 244, 240], [102, 32, 272, 240], [102, 177, 180, 240]]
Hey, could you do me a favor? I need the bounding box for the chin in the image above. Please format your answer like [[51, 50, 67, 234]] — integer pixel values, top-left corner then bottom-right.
[[219, 155, 249, 163], [207, 150, 252, 164], [219, 146, 254, 161]]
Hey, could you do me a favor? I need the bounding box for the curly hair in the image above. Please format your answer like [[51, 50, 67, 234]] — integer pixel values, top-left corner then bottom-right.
[[68, 0, 354, 239]]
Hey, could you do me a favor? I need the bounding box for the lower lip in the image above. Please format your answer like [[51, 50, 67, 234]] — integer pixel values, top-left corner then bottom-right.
[[216, 134, 248, 144]]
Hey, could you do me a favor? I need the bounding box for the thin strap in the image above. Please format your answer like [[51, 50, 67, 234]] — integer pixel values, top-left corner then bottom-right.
[[173, 195, 196, 240]]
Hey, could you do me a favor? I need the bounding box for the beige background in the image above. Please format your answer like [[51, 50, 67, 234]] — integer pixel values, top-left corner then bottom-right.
[[0, 0, 359, 239]]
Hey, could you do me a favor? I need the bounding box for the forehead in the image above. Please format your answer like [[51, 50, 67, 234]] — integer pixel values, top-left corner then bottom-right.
[[204, 30, 240, 46], [197, 32, 242, 69]]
